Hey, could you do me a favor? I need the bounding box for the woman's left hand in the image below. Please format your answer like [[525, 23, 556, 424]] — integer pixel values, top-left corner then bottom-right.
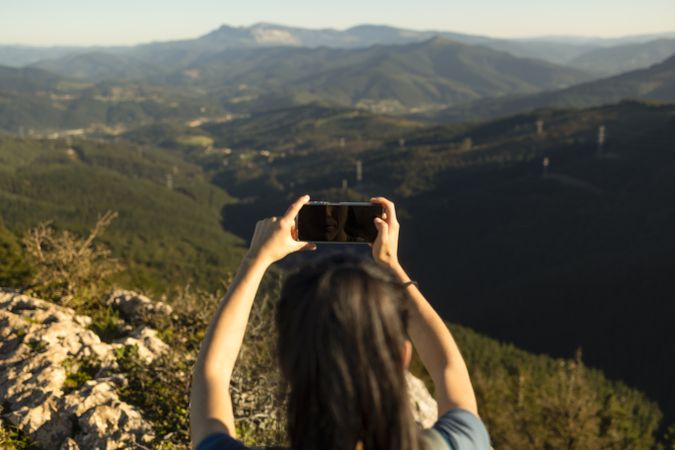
[[246, 194, 317, 265]]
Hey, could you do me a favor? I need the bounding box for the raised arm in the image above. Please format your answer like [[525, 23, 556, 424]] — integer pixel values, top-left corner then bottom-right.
[[190, 195, 315, 449], [370, 197, 478, 417]]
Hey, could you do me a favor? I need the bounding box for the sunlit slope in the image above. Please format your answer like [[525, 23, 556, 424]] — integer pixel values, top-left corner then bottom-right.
[[169, 37, 589, 111], [0, 135, 244, 292], [430, 52, 675, 123], [0, 65, 224, 133]]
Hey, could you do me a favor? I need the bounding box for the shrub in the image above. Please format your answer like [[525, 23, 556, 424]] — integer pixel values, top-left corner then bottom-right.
[[0, 218, 31, 287], [22, 211, 122, 307]]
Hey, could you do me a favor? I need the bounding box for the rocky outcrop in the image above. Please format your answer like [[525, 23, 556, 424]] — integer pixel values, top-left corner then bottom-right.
[[0, 290, 157, 449], [406, 371, 438, 428]]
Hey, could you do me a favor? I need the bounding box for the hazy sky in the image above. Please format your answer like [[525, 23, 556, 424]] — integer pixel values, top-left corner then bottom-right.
[[2, 0, 675, 46]]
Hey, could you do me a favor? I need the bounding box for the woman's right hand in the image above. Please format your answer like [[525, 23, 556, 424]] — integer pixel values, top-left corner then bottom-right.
[[246, 194, 316, 266], [370, 196, 401, 270]]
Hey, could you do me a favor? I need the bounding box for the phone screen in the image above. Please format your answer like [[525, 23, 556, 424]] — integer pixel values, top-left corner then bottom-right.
[[297, 203, 383, 243]]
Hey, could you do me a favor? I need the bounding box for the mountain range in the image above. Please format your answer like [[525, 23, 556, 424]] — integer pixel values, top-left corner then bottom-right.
[[0, 37, 594, 131], [428, 52, 675, 123], [162, 37, 591, 110], [2, 23, 675, 76]]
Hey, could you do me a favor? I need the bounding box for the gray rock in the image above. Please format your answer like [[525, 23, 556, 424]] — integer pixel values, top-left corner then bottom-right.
[[59, 437, 80, 450], [109, 289, 173, 323], [406, 371, 438, 428], [0, 291, 156, 449], [65, 380, 155, 449], [113, 326, 169, 363]]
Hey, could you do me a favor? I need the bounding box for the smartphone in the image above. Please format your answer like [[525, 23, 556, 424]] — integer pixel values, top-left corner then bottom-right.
[[296, 201, 383, 244]]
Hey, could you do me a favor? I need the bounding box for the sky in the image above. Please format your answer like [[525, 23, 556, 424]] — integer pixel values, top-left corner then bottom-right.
[[2, 0, 675, 46]]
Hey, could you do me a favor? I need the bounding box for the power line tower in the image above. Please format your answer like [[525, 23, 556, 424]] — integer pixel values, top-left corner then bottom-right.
[[342, 179, 348, 190], [542, 157, 550, 177], [461, 137, 473, 151], [399, 138, 406, 148], [166, 173, 173, 191], [597, 125, 606, 157], [355, 160, 363, 184], [536, 119, 544, 137], [339, 137, 346, 149]]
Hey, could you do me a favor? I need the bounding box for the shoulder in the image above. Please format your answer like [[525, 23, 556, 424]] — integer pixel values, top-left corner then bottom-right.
[[423, 408, 491, 450], [194, 433, 255, 450], [194, 434, 286, 450]]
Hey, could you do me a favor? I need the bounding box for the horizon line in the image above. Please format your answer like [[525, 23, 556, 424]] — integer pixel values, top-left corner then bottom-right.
[[2, 22, 675, 48]]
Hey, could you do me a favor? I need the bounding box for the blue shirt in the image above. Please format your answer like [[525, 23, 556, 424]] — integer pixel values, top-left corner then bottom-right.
[[196, 408, 491, 450]]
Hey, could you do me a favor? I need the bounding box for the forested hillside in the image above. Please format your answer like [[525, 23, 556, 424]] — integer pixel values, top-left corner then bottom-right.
[[0, 65, 225, 133], [429, 52, 675, 123], [0, 135, 245, 292]]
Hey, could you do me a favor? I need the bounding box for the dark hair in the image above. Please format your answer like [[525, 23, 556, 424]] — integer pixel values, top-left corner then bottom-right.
[[276, 253, 421, 450]]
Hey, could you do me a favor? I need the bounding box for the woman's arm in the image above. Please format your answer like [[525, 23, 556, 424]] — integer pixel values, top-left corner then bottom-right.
[[370, 197, 478, 417], [190, 195, 315, 449]]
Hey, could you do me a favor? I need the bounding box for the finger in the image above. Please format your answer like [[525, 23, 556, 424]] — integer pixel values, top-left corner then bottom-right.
[[374, 217, 389, 242], [370, 197, 397, 224], [291, 224, 298, 241], [283, 194, 310, 222]]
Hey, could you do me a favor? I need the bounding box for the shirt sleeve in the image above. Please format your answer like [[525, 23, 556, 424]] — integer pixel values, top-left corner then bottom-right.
[[195, 433, 252, 450], [431, 408, 491, 450]]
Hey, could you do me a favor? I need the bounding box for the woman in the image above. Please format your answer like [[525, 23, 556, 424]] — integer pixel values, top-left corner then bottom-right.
[[190, 195, 490, 450]]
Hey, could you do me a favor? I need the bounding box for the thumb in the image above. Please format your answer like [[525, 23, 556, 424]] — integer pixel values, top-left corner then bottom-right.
[[298, 241, 317, 252], [293, 241, 316, 252]]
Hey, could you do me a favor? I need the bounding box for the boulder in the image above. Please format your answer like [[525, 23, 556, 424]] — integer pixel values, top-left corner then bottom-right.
[[113, 326, 169, 363], [109, 289, 173, 323]]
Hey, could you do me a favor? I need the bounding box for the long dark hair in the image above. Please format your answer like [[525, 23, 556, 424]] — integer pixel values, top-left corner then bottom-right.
[[276, 253, 421, 450]]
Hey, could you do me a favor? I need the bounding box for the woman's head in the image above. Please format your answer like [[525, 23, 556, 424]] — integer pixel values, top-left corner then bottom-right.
[[276, 253, 420, 450]]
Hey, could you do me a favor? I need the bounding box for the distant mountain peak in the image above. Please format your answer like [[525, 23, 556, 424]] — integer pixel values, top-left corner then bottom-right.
[[249, 24, 300, 46], [212, 24, 239, 32], [250, 22, 288, 30], [346, 24, 401, 32], [422, 35, 462, 46]]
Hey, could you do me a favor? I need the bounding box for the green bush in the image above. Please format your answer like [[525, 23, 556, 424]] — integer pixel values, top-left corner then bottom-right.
[[0, 218, 31, 287], [114, 344, 192, 447], [452, 326, 663, 450]]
